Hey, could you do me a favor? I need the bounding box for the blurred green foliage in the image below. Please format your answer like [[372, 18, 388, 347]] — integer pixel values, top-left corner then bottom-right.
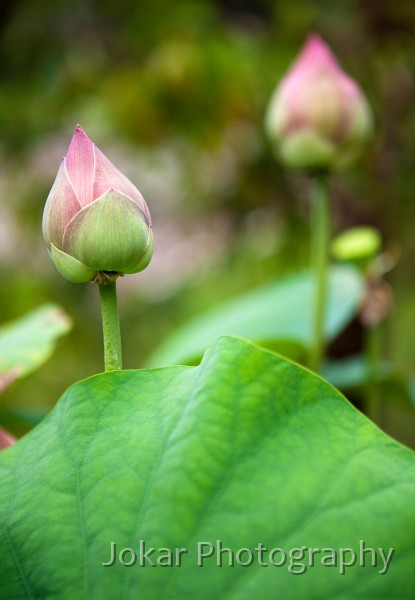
[[0, 0, 414, 443]]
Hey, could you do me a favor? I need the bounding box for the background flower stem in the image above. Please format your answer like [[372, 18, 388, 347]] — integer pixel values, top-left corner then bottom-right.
[[309, 173, 330, 372], [364, 323, 381, 422], [99, 281, 123, 371]]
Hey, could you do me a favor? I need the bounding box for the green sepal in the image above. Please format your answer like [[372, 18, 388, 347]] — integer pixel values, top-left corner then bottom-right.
[[123, 227, 153, 274], [62, 190, 151, 274], [278, 128, 336, 170], [49, 244, 96, 283]]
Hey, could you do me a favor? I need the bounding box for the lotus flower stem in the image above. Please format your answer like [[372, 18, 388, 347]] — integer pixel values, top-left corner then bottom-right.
[[99, 281, 122, 371], [309, 173, 330, 372], [364, 324, 381, 422]]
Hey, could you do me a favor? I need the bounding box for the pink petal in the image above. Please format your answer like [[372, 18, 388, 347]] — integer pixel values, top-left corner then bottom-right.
[[65, 125, 96, 207], [278, 34, 360, 139], [42, 159, 82, 248], [0, 426, 16, 450], [293, 34, 340, 74], [93, 146, 151, 224], [298, 35, 358, 96]]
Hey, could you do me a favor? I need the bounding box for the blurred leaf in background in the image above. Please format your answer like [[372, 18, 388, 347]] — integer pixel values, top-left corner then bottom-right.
[[0, 304, 72, 436], [0, 304, 72, 383], [148, 266, 364, 366]]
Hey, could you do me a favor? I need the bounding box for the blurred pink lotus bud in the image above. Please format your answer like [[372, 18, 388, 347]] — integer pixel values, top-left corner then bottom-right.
[[43, 125, 153, 283], [0, 426, 16, 450], [265, 34, 372, 170]]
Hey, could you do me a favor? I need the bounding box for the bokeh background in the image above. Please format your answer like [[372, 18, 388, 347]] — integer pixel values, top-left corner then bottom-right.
[[1, 0, 415, 443]]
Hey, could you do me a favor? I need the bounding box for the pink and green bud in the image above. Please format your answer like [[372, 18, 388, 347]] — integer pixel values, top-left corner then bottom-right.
[[265, 34, 372, 170], [42, 125, 153, 283]]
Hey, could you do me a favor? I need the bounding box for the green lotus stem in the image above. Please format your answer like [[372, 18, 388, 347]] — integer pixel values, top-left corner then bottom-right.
[[309, 174, 330, 373], [364, 324, 381, 422], [99, 281, 122, 371]]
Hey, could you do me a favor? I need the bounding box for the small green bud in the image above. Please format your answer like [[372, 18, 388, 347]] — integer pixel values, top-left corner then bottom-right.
[[331, 227, 381, 264]]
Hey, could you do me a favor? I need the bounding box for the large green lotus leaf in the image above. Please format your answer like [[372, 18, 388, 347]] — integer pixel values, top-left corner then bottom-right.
[[0, 336, 414, 599], [0, 305, 72, 394], [148, 265, 364, 367]]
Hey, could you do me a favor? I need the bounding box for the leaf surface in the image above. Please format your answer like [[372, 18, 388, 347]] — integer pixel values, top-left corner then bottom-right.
[[0, 336, 414, 599]]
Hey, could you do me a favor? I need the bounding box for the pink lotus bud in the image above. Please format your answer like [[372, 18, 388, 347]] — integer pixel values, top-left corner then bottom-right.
[[265, 34, 372, 170], [43, 125, 153, 283]]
